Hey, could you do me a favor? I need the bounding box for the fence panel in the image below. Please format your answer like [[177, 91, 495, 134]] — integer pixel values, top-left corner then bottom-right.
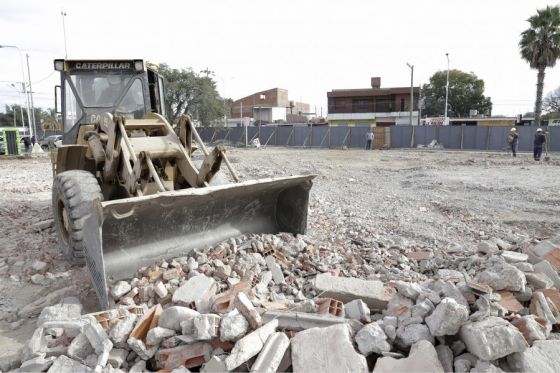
[[259, 126, 276, 146], [439, 126, 461, 149], [198, 127, 214, 143], [294, 126, 311, 146], [329, 126, 350, 147], [391, 126, 412, 148], [548, 127, 560, 151], [350, 126, 370, 148], [276, 126, 293, 146], [247, 127, 259, 144], [311, 126, 329, 147]]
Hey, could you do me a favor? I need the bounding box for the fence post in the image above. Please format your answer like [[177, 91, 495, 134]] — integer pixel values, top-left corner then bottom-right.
[[460, 124, 464, 150], [328, 126, 332, 148], [485, 126, 490, 150], [410, 126, 415, 148]]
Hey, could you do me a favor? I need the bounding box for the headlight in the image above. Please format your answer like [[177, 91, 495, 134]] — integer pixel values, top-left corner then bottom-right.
[[54, 60, 64, 71], [134, 60, 144, 72]]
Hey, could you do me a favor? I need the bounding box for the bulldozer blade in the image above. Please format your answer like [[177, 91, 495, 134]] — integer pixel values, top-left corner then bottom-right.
[[83, 175, 315, 309]]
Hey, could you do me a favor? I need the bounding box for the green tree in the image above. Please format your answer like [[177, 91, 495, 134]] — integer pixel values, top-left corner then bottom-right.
[[158, 63, 226, 126], [520, 5, 560, 126], [422, 70, 492, 117], [543, 86, 560, 113]]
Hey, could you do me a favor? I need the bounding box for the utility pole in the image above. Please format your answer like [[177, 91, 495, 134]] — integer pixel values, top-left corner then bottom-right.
[[26, 53, 37, 139], [61, 10, 68, 58], [444, 53, 450, 123], [406, 63, 414, 126]]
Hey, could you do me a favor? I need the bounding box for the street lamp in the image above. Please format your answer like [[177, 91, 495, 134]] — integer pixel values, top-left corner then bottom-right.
[[406, 63, 414, 126], [444, 52, 450, 123], [0, 45, 33, 137]]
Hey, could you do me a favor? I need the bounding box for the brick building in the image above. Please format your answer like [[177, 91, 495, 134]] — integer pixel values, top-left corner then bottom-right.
[[327, 77, 420, 126], [230, 88, 310, 125]]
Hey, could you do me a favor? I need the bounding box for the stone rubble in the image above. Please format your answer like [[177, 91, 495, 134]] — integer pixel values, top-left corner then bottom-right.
[[7, 232, 560, 372]]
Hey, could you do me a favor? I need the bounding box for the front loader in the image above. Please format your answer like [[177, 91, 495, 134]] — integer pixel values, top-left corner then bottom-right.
[[51, 59, 314, 309]]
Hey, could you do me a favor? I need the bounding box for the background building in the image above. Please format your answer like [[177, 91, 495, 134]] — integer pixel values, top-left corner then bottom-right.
[[327, 77, 420, 126], [230, 88, 310, 126]]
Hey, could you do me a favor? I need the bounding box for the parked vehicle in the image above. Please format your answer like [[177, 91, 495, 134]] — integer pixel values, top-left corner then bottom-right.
[[40, 135, 63, 149]]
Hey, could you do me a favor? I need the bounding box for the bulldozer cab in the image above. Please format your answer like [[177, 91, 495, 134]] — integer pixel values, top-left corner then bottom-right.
[[54, 59, 165, 145]]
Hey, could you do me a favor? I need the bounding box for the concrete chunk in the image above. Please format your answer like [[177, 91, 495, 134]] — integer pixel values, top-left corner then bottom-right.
[[47, 355, 92, 373], [251, 332, 290, 373], [110, 281, 132, 300], [172, 275, 217, 313], [425, 297, 469, 336], [534, 260, 560, 289], [220, 309, 249, 342], [374, 340, 444, 372], [146, 327, 176, 346], [506, 340, 560, 373], [17, 353, 56, 372], [435, 344, 453, 373], [355, 322, 391, 356], [224, 320, 278, 371], [314, 274, 392, 310], [476, 260, 526, 292], [37, 303, 83, 327], [291, 324, 368, 373], [396, 323, 434, 348], [109, 313, 137, 348], [201, 355, 227, 372], [234, 292, 262, 330], [67, 333, 94, 360], [261, 310, 349, 331], [265, 256, 285, 284], [459, 316, 527, 360], [193, 314, 221, 340], [158, 306, 200, 332], [501, 251, 529, 263], [107, 348, 127, 368], [82, 315, 111, 354], [344, 299, 370, 323]]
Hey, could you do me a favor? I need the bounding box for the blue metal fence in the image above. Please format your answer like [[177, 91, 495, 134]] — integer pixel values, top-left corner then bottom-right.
[[199, 125, 558, 151]]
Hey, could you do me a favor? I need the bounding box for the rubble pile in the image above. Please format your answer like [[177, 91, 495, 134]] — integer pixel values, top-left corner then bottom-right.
[[5, 233, 560, 372]]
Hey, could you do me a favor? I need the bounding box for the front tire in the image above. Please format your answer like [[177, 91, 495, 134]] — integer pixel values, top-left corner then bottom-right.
[[52, 170, 103, 265]]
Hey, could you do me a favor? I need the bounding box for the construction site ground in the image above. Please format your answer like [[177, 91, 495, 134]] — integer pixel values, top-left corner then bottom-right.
[[1, 147, 559, 360]]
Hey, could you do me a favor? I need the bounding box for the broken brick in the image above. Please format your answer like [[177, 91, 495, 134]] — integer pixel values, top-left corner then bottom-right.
[[317, 298, 344, 317]]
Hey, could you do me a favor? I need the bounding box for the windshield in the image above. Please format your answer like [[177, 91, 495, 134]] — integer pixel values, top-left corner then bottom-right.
[[63, 72, 147, 131], [70, 72, 134, 107]]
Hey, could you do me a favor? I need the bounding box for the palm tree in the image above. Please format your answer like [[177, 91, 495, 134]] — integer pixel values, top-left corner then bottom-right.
[[520, 5, 560, 126]]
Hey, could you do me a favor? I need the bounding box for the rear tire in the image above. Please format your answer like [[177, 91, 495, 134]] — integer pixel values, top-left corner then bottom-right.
[[52, 170, 103, 265]]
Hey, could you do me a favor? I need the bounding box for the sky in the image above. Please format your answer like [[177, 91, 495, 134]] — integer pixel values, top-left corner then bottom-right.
[[0, 0, 558, 117]]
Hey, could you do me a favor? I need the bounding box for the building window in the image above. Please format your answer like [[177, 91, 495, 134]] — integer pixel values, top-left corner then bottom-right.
[[400, 98, 405, 111]]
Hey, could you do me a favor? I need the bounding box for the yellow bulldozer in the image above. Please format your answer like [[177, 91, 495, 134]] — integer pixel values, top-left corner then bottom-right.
[[51, 59, 314, 309]]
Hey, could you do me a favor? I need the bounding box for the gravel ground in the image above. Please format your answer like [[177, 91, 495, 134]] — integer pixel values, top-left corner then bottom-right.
[[1, 148, 559, 358]]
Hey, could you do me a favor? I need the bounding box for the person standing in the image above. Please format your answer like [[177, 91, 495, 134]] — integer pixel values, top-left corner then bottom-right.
[[507, 128, 519, 157], [366, 129, 374, 150], [534, 128, 546, 161]]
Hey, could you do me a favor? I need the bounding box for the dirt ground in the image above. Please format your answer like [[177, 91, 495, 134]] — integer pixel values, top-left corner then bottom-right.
[[1, 148, 559, 359]]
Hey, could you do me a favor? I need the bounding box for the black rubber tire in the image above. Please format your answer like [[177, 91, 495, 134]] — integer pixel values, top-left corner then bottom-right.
[[52, 170, 103, 265]]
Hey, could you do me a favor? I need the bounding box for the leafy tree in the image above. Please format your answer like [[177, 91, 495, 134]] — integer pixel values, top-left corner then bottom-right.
[[543, 86, 560, 113], [421, 70, 492, 117], [158, 63, 226, 126], [519, 5, 560, 125], [0, 105, 57, 129]]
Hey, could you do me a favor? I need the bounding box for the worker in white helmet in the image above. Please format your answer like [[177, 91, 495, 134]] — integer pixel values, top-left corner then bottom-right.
[[534, 128, 546, 161], [507, 127, 519, 157]]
